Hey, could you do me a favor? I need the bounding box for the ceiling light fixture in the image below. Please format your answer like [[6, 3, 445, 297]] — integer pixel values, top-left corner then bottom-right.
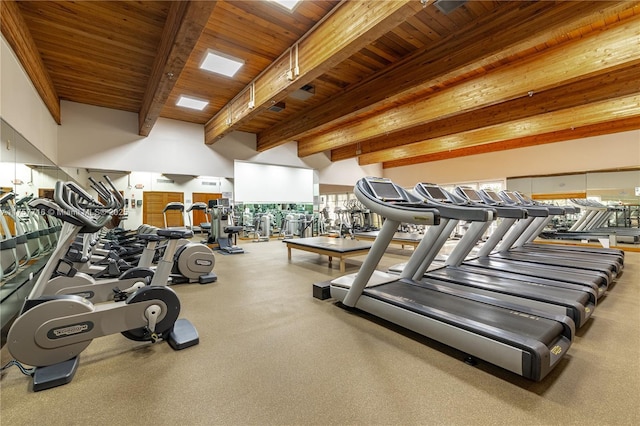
[[433, 0, 468, 15], [268, 101, 286, 112], [289, 84, 315, 101], [269, 0, 302, 12], [176, 95, 209, 111], [200, 49, 244, 78]]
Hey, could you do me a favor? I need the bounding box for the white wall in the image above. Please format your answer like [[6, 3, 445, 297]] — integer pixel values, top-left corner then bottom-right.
[[57, 101, 237, 177], [299, 150, 384, 193], [56, 100, 383, 189], [0, 36, 59, 164], [384, 131, 640, 187]]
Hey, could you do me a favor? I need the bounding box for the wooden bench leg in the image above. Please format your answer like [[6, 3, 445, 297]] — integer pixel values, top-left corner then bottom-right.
[[340, 258, 346, 273], [287, 246, 292, 260]]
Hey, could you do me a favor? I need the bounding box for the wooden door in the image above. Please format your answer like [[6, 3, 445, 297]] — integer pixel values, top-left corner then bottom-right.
[[38, 188, 54, 199], [143, 191, 184, 228], [1, 187, 16, 235], [192, 192, 221, 226]]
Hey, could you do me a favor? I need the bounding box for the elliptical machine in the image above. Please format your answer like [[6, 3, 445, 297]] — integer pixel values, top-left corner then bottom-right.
[[6, 181, 199, 391], [209, 198, 244, 254]]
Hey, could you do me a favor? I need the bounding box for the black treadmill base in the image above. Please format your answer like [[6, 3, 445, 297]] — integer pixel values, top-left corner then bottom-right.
[[313, 281, 332, 300]]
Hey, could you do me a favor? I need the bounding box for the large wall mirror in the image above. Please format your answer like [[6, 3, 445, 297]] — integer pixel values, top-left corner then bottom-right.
[[508, 169, 640, 231], [1, 118, 74, 198], [1, 117, 76, 338], [507, 169, 640, 204]]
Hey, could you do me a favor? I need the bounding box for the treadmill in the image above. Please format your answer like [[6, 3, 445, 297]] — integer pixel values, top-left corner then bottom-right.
[[407, 183, 595, 328], [330, 177, 574, 381], [495, 191, 624, 268], [452, 189, 612, 298], [478, 191, 621, 282], [545, 198, 640, 244]]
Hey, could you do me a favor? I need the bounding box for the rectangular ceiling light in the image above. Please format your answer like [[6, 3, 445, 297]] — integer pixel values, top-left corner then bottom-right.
[[269, 0, 302, 11], [176, 95, 208, 111], [200, 49, 244, 77]]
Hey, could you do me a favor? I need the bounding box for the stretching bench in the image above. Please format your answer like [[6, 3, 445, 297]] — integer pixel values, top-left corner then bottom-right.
[[355, 231, 422, 249], [283, 236, 372, 272]]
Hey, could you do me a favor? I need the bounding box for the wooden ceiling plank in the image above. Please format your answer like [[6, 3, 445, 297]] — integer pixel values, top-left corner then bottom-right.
[[358, 94, 640, 165], [298, 14, 640, 157], [259, 1, 637, 152], [204, 0, 427, 145], [331, 65, 640, 161], [1, 0, 60, 124], [382, 116, 640, 168], [138, 1, 217, 136], [22, 14, 161, 55]]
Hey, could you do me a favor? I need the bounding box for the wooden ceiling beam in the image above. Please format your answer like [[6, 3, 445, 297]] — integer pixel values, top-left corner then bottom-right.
[[138, 1, 217, 136], [204, 0, 427, 145], [0, 0, 60, 124], [259, 1, 638, 152], [357, 94, 640, 166], [331, 65, 640, 161], [382, 116, 640, 169], [298, 14, 640, 157]]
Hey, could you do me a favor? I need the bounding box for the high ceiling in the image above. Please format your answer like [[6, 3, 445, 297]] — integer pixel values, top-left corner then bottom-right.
[[2, 0, 639, 169]]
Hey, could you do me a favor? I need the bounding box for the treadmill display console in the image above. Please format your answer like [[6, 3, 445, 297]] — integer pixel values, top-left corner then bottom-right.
[[461, 188, 482, 202], [483, 189, 502, 203], [516, 192, 534, 203], [503, 192, 519, 203], [368, 180, 405, 201], [209, 198, 230, 208], [423, 185, 449, 202]]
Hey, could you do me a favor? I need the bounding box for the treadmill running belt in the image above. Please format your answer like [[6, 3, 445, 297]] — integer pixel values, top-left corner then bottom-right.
[[364, 279, 563, 346], [466, 257, 608, 289]]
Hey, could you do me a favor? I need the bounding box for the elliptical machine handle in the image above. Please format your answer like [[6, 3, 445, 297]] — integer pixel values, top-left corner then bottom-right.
[[67, 181, 117, 212], [54, 181, 112, 232], [103, 175, 125, 209], [88, 177, 110, 201]]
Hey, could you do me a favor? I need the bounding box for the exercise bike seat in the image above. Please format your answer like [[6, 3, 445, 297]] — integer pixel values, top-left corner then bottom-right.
[[138, 234, 163, 242], [223, 226, 243, 234], [157, 229, 194, 239]]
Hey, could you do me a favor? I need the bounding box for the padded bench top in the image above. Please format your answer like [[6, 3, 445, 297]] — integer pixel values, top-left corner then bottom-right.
[[283, 236, 372, 253]]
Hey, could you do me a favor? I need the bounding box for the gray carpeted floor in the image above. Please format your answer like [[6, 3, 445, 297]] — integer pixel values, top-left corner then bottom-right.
[[1, 239, 638, 425]]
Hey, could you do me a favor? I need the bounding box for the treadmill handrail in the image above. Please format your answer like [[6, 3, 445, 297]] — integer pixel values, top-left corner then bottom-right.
[[414, 183, 498, 221], [355, 178, 441, 225], [497, 191, 549, 217], [465, 188, 529, 219]]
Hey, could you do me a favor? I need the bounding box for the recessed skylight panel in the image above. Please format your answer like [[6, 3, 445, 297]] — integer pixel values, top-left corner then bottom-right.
[[200, 50, 244, 78], [176, 96, 208, 111], [269, 0, 302, 11]]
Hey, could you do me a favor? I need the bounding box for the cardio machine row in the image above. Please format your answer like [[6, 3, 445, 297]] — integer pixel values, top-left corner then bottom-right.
[[55, 177, 217, 292], [329, 177, 623, 381], [5, 178, 203, 391]]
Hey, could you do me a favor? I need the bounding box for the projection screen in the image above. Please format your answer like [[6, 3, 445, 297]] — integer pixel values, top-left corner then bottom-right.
[[234, 161, 314, 203]]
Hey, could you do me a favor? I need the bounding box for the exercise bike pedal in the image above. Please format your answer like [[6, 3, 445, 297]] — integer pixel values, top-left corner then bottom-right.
[[32, 357, 80, 392], [167, 319, 199, 350]]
